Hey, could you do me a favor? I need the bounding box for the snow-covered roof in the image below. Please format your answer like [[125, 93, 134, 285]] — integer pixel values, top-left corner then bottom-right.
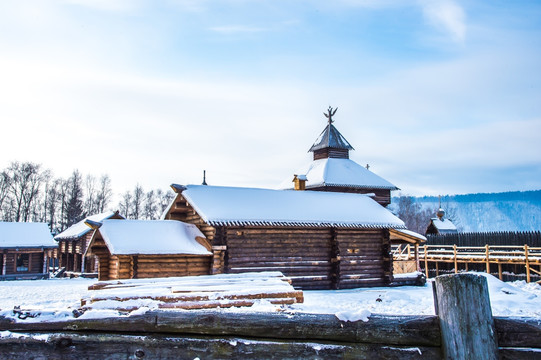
[[0, 222, 57, 249], [95, 219, 212, 256], [309, 123, 354, 152], [176, 184, 406, 229], [279, 158, 399, 191], [55, 211, 122, 240], [430, 217, 458, 234]]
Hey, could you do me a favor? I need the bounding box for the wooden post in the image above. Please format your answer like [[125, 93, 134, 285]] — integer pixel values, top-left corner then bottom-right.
[[525, 245, 530, 283], [424, 245, 429, 278], [43, 252, 48, 274], [2, 253, 6, 275], [498, 263, 502, 281], [433, 273, 499, 360], [435, 262, 439, 277], [485, 244, 490, 274], [453, 245, 458, 274], [415, 243, 420, 271]]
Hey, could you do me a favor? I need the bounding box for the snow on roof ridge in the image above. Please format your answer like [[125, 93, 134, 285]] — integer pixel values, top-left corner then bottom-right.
[[179, 184, 405, 229], [278, 158, 399, 191], [55, 211, 121, 240]]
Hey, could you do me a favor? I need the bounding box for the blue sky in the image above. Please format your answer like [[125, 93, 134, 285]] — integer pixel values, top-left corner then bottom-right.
[[0, 0, 540, 197]]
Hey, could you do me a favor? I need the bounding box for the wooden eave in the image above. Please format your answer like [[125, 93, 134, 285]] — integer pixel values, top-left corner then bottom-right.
[[389, 229, 426, 244]]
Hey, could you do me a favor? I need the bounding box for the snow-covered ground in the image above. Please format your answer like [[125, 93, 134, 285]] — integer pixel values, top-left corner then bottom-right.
[[1, 272, 540, 323]]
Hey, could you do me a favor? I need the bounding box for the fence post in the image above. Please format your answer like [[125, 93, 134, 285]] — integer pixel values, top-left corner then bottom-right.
[[525, 244, 530, 283], [485, 244, 490, 274], [453, 244, 458, 274], [424, 245, 429, 279], [433, 273, 499, 360]]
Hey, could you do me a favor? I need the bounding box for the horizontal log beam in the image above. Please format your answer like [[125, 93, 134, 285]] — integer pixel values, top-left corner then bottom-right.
[[0, 332, 441, 360], [0, 311, 441, 347]]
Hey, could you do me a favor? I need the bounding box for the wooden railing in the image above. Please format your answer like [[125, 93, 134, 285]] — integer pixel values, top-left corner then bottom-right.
[[392, 244, 541, 282]]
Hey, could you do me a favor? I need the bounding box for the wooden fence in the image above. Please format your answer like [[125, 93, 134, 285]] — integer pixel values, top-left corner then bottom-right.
[[392, 243, 541, 282], [426, 231, 541, 247], [1, 274, 540, 359]]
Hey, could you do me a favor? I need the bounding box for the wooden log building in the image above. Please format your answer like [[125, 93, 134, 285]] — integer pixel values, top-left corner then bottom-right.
[[426, 208, 458, 235], [85, 219, 212, 281], [54, 211, 124, 275], [163, 184, 406, 289], [0, 222, 58, 280], [159, 108, 424, 290]]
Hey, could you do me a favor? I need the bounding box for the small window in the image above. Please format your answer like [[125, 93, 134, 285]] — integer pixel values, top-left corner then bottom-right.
[[16, 254, 29, 272]]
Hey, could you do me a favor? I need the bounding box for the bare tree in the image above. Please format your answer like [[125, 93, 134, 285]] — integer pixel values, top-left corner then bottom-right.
[[157, 188, 175, 217], [395, 195, 435, 234], [143, 190, 158, 220], [131, 184, 144, 219], [95, 175, 112, 213], [119, 191, 132, 219], [0, 170, 11, 220], [84, 174, 98, 215], [5, 162, 49, 222]]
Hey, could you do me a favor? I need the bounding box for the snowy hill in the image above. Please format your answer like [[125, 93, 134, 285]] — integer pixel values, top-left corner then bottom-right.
[[395, 190, 541, 232]]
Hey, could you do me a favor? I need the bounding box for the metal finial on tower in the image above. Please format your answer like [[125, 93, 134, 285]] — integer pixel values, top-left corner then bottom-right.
[[323, 106, 338, 124], [202, 170, 208, 186]]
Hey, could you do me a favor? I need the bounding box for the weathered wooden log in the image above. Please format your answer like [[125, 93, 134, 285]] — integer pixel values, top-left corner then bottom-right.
[[0, 331, 441, 360], [494, 317, 541, 348], [434, 273, 499, 360], [0, 311, 441, 347]]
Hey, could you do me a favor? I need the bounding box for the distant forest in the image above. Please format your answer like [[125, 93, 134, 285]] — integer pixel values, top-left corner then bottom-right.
[[0, 161, 175, 234], [392, 190, 541, 233]]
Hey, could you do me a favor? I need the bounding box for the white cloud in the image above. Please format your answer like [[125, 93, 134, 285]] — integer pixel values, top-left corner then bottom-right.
[[420, 0, 466, 43]]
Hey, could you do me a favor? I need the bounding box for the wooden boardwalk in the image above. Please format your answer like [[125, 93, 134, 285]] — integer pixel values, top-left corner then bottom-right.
[[392, 244, 541, 282]]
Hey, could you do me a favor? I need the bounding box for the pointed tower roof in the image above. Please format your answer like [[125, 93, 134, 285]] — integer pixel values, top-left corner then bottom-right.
[[309, 107, 354, 152]]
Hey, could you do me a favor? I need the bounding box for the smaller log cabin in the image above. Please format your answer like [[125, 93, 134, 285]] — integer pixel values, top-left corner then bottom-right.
[[426, 208, 458, 235], [163, 184, 407, 290], [85, 219, 212, 281], [54, 211, 124, 275], [0, 222, 58, 280]]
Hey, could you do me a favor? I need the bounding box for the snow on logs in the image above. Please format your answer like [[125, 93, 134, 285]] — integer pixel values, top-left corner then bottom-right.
[[82, 271, 304, 311]]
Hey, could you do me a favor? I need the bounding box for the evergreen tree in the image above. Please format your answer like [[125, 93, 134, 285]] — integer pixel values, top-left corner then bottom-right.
[[64, 170, 85, 227]]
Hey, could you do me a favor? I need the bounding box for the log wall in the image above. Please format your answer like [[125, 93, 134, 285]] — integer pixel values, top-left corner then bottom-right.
[[2, 252, 43, 275], [216, 227, 389, 290], [94, 252, 212, 281], [336, 229, 391, 288], [223, 227, 333, 289]]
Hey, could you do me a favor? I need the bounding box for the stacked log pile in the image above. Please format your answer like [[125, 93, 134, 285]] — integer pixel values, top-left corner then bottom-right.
[[82, 271, 303, 311]]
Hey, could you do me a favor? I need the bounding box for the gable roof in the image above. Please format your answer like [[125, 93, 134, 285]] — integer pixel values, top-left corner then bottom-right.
[[93, 220, 212, 256], [279, 158, 399, 191], [309, 123, 354, 152], [429, 217, 458, 234], [173, 184, 405, 229], [55, 211, 123, 240], [0, 222, 57, 249]]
